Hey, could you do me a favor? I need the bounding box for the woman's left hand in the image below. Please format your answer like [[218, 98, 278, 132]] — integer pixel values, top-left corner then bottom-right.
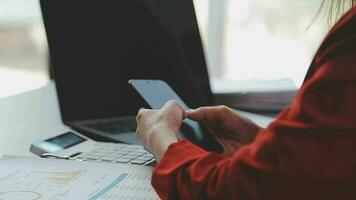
[[136, 100, 185, 161]]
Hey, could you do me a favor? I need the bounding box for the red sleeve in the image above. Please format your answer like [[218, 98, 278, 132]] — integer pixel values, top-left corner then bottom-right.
[[151, 7, 356, 200], [152, 134, 282, 200]]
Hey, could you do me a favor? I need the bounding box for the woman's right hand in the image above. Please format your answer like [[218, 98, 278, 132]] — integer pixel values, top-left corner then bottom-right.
[[186, 106, 263, 155]]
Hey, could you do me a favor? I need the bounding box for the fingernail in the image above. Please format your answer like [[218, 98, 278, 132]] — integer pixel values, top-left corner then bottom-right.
[[186, 109, 194, 113]]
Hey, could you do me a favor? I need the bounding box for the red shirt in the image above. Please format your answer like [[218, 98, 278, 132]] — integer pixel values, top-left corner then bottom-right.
[[151, 6, 356, 200]]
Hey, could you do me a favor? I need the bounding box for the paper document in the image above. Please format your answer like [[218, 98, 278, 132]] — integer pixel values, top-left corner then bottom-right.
[[0, 156, 159, 200]]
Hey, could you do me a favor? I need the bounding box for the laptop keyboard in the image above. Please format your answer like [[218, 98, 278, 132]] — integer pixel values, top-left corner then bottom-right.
[[82, 118, 137, 134], [72, 143, 155, 166]]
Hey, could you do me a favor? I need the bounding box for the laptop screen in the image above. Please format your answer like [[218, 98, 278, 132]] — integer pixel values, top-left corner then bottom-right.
[[41, 0, 212, 122]]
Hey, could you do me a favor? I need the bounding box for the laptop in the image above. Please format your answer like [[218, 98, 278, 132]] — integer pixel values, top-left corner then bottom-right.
[[40, 0, 214, 144]]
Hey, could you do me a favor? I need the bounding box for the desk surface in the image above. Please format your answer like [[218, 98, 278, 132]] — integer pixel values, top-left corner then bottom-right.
[[0, 82, 274, 157]]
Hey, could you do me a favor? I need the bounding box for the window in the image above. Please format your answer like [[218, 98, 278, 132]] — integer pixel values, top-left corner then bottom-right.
[[0, 0, 48, 98], [193, 0, 329, 91]]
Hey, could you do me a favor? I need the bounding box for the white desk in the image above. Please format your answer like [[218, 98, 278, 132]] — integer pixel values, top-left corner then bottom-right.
[[0, 82, 274, 157]]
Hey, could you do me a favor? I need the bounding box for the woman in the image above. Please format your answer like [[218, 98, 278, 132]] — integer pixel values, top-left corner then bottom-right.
[[136, 1, 356, 199]]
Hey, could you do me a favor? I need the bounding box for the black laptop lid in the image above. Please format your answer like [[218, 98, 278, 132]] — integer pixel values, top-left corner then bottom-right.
[[40, 0, 212, 122]]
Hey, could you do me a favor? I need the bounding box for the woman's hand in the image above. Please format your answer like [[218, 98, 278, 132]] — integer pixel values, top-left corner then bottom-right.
[[136, 100, 184, 161], [186, 106, 263, 156]]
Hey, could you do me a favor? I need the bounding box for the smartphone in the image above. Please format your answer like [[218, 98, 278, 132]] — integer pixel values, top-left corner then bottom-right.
[[128, 79, 189, 110], [128, 79, 222, 152]]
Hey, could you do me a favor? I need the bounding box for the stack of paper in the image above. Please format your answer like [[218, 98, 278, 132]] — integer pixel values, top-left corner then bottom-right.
[[0, 156, 158, 200]]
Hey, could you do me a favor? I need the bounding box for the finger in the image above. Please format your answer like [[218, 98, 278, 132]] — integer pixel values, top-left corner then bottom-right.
[[136, 108, 146, 121], [185, 107, 209, 121], [137, 107, 145, 115], [136, 108, 154, 121], [164, 100, 184, 111], [137, 107, 147, 114], [199, 120, 230, 138], [163, 100, 185, 119], [215, 137, 241, 156], [186, 106, 221, 121], [135, 127, 140, 136]]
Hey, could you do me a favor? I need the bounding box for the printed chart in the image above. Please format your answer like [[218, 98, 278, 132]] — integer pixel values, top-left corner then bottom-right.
[[0, 157, 158, 200]]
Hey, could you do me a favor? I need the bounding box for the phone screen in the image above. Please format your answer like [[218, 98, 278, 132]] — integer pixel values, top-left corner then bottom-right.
[[37, 132, 86, 152], [129, 80, 189, 110]]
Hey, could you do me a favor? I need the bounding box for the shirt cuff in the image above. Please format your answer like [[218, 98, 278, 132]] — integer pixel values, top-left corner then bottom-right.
[[153, 140, 208, 172]]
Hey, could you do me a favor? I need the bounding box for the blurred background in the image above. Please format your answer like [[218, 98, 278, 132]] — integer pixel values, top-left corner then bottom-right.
[[0, 0, 47, 98], [0, 0, 328, 98]]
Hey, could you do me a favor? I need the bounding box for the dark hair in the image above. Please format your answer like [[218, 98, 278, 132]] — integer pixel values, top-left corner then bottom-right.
[[317, 0, 356, 26]]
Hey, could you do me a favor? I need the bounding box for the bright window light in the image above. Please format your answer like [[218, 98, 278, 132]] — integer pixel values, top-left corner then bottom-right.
[[0, 0, 48, 98], [194, 0, 329, 89]]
